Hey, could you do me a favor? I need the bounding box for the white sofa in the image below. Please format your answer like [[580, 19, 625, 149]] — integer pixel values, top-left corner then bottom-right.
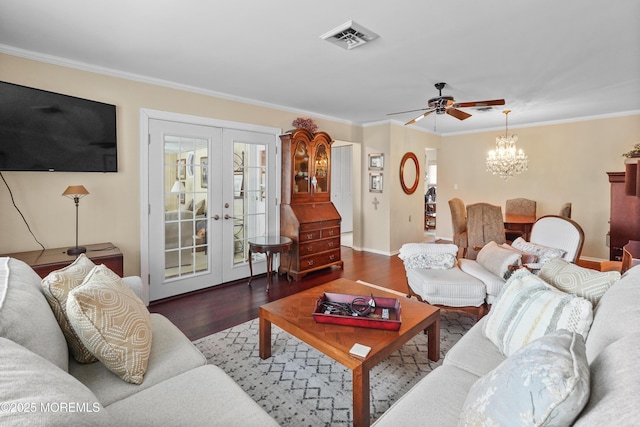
[[373, 264, 640, 426], [0, 257, 277, 426]]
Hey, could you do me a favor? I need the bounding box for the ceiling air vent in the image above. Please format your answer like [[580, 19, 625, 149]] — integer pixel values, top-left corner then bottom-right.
[[320, 20, 379, 50]]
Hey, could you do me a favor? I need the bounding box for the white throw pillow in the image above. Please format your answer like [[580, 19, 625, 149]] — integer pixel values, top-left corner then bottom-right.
[[459, 330, 590, 427], [483, 268, 593, 356], [476, 241, 522, 280], [41, 254, 98, 363], [67, 265, 152, 384], [539, 258, 620, 306]]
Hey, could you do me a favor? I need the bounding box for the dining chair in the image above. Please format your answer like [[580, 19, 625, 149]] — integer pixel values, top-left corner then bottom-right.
[[448, 198, 468, 258], [504, 198, 537, 241], [559, 202, 572, 218], [465, 203, 506, 260]]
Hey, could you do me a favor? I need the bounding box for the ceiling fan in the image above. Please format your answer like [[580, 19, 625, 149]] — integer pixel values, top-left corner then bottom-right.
[[387, 82, 505, 125]]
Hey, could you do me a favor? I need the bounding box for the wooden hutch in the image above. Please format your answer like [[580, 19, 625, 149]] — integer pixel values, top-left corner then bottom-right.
[[608, 169, 640, 261], [279, 128, 343, 280]]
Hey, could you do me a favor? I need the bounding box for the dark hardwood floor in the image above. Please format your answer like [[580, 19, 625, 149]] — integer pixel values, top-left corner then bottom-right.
[[150, 246, 410, 340]]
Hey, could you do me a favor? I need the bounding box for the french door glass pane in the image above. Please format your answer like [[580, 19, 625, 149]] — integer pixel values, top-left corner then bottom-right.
[[164, 135, 209, 279], [233, 142, 267, 265]]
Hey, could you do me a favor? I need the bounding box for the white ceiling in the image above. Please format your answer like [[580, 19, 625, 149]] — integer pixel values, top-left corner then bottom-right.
[[1, 0, 639, 135]]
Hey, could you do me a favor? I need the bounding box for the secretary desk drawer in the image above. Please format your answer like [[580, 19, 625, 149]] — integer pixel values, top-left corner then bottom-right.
[[299, 249, 341, 271], [299, 237, 340, 255], [299, 230, 321, 242], [300, 219, 341, 232]]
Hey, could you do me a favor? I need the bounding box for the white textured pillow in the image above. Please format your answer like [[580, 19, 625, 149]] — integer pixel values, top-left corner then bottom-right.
[[460, 330, 590, 427], [41, 254, 98, 363], [539, 258, 621, 306], [476, 241, 522, 280], [512, 237, 566, 265], [67, 265, 152, 384], [483, 268, 593, 356]]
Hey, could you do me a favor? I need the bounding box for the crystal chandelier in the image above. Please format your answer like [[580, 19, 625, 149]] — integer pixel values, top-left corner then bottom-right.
[[486, 109, 528, 180]]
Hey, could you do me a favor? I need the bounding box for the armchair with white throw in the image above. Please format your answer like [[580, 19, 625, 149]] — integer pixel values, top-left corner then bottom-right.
[[400, 215, 585, 320]]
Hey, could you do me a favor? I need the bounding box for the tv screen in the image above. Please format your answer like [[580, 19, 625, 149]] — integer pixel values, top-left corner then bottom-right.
[[0, 81, 117, 172]]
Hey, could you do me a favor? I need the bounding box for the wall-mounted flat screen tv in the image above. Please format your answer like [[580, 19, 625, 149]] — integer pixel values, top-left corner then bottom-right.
[[0, 81, 117, 172]]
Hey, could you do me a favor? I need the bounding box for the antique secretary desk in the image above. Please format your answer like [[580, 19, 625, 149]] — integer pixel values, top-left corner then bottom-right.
[[279, 128, 343, 280]]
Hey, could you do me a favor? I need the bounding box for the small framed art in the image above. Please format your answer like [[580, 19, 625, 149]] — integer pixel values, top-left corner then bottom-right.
[[369, 172, 383, 193], [368, 153, 384, 171]]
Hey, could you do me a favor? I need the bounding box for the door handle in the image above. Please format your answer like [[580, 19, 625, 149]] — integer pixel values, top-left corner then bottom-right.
[[213, 215, 220, 220], [224, 214, 232, 220]]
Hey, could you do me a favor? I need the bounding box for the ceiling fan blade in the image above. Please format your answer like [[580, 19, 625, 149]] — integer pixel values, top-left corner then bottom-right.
[[387, 108, 429, 116], [452, 99, 505, 108], [446, 108, 472, 121], [405, 110, 434, 125]]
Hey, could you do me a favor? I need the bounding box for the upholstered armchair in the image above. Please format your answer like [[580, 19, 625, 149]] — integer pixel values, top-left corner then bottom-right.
[[465, 203, 506, 260], [448, 198, 468, 258]]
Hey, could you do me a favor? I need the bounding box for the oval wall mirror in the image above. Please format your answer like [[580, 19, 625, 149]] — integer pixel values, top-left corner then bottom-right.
[[400, 152, 420, 195]]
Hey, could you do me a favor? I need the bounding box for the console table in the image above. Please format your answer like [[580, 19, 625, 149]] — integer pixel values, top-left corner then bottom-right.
[[1, 242, 123, 278]]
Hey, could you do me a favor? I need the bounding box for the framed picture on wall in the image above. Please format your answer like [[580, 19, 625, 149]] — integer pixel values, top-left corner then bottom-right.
[[368, 153, 384, 171], [201, 157, 208, 188], [369, 172, 383, 193]]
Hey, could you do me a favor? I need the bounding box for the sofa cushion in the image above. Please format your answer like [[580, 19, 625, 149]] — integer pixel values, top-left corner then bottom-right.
[[584, 265, 640, 362], [476, 241, 521, 280], [483, 269, 593, 356], [372, 364, 481, 427], [41, 254, 98, 363], [511, 237, 566, 266], [70, 314, 206, 406], [0, 257, 69, 371], [574, 333, 640, 426], [443, 317, 506, 378], [539, 258, 620, 306], [0, 337, 113, 426], [67, 265, 152, 385], [106, 365, 279, 427], [460, 330, 590, 427]]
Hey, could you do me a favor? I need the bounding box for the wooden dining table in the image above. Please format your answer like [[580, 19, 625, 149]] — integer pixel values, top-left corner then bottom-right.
[[504, 213, 536, 241]]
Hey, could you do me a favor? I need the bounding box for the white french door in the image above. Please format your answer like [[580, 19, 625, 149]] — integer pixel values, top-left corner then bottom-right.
[[144, 114, 278, 301]]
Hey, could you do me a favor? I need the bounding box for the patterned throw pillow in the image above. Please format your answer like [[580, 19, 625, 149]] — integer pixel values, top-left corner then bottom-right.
[[483, 268, 593, 356], [511, 237, 566, 266], [500, 243, 539, 264], [41, 254, 98, 363], [66, 265, 152, 384], [539, 258, 621, 306], [476, 241, 522, 280], [459, 330, 590, 427], [398, 243, 458, 270]]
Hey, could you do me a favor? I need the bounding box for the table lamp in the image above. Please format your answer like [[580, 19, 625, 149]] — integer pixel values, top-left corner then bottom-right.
[[62, 185, 89, 255]]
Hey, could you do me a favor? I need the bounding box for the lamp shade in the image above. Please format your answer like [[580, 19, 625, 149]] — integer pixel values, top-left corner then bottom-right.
[[62, 185, 89, 199], [170, 180, 185, 193]]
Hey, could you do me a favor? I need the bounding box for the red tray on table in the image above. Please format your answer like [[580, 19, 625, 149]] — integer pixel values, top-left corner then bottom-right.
[[312, 292, 402, 331]]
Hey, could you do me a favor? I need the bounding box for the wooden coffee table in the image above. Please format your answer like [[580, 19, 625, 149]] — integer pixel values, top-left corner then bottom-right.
[[259, 278, 440, 427]]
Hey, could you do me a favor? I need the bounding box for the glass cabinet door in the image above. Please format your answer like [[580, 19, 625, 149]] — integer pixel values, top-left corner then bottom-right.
[[293, 141, 310, 194], [314, 143, 329, 194]]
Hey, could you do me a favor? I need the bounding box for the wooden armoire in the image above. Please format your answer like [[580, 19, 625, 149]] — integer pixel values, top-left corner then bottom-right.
[[607, 170, 640, 261], [279, 128, 343, 280]]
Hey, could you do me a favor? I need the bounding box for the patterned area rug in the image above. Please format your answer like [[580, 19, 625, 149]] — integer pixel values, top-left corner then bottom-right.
[[194, 306, 475, 426]]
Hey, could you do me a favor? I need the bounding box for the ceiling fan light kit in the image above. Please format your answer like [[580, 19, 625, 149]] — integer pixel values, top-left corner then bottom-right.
[[387, 82, 505, 126], [486, 109, 528, 180]]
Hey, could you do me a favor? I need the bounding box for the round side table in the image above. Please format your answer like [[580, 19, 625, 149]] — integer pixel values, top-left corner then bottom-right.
[[248, 236, 293, 292]]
